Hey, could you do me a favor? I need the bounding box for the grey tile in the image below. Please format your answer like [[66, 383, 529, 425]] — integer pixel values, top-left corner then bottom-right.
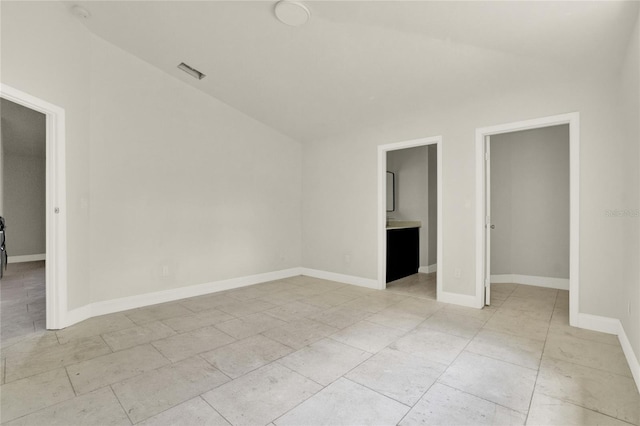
[[161, 309, 234, 333], [366, 309, 425, 331], [390, 328, 469, 366], [217, 299, 276, 317], [548, 321, 620, 346], [202, 334, 293, 378], [536, 357, 639, 424], [302, 290, 360, 309], [511, 285, 558, 302], [439, 351, 537, 412], [5, 387, 130, 426], [441, 304, 497, 322], [263, 301, 323, 322], [466, 329, 544, 370], [102, 321, 176, 351], [526, 392, 632, 426], [0, 332, 59, 359], [137, 397, 230, 426], [258, 290, 305, 306], [400, 383, 526, 426], [341, 293, 408, 313], [0, 369, 75, 423], [5, 335, 112, 382], [346, 347, 446, 405], [278, 338, 371, 385], [179, 294, 240, 313], [66, 344, 170, 394], [55, 313, 135, 344], [308, 306, 371, 329], [124, 302, 193, 324], [215, 312, 287, 339], [262, 318, 339, 350], [330, 320, 405, 353], [202, 363, 322, 426], [418, 310, 485, 339], [275, 378, 409, 426], [385, 297, 444, 318], [112, 356, 230, 424], [484, 310, 550, 340], [152, 325, 235, 362]]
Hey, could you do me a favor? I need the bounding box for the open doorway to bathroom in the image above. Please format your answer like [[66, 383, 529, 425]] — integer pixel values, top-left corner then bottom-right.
[[378, 136, 442, 301]]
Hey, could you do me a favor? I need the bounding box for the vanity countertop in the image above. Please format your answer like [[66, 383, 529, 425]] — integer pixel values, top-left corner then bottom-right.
[[386, 220, 422, 230]]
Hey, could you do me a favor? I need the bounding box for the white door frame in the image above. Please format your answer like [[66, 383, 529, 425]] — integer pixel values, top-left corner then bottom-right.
[[475, 112, 579, 325], [1, 83, 67, 330], [378, 136, 443, 297]]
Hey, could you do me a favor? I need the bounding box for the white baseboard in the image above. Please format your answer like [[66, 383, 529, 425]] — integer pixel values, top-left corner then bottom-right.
[[8, 253, 46, 263], [300, 268, 380, 290], [491, 274, 569, 290], [577, 313, 640, 392], [418, 264, 437, 274], [437, 291, 478, 308], [63, 267, 303, 328]]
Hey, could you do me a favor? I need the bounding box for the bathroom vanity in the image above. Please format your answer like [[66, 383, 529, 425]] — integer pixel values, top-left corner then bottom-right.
[[386, 221, 420, 283]]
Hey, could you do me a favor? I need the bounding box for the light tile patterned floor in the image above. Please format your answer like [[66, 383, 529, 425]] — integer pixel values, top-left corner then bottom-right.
[[1, 263, 638, 425]]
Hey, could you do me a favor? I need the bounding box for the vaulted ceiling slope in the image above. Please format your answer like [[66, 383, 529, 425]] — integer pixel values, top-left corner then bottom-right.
[[71, 1, 639, 142]]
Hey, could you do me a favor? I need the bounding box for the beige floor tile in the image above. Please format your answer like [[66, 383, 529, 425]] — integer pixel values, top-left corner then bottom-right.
[[275, 378, 409, 426], [543, 333, 631, 377], [389, 328, 469, 366], [442, 304, 497, 322], [112, 356, 230, 424], [216, 299, 276, 317], [346, 347, 446, 405], [137, 397, 230, 426], [366, 309, 425, 331], [386, 297, 445, 318], [0, 332, 59, 359], [284, 276, 345, 291], [330, 320, 405, 353], [399, 383, 526, 426], [179, 294, 239, 313], [278, 338, 371, 385], [0, 368, 75, 423], [258, 290, 305, 306], [466, 329, 544, 370], [202, 363, 322, 426], [5, 335, 112, 382], [55, 313, 135, 344], [66, 344, 170, 394], [152, 325, 235, 362], [536, 357, 639, 424], [418, 310, 485, 339], [263, 301, 324, 322], [214, 312, 287, 339], [484, 311, 550, 341], [202, 334, 293, 378], [526, 392, 632, 426], [511, 285, 558, 302], [548, 321, 620, 346], [301, 290, 360, 309], [225, 285, 274, 301], [124, 302, 194, 324], [340, 293, 407, 313], [308, 306, 372, 329], [439, 351, 537, 412], [262, 318, 339, 349], [4, 386, 130, 426], [101, 321, 176, 351], [161, 309, 234, 333], [500, 297, 554, 318]]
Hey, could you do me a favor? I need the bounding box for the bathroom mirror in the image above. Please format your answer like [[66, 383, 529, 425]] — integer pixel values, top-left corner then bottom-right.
[[386, 171, 395, 212]]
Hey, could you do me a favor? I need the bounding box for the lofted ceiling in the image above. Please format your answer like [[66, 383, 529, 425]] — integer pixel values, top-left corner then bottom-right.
[[69, 1, 638, 142], [1, 98, 46, 157]]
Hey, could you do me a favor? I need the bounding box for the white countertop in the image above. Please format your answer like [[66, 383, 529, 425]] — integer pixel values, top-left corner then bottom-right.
[[386, 220, 422, 230]]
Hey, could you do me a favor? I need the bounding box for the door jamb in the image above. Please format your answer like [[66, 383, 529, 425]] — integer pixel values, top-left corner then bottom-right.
[[1, 83, 67, 330], [475, 112, 579, 325], [378, 136, 443, 298]]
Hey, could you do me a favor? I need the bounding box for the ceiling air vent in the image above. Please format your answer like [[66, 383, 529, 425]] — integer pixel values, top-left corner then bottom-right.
[[177, 62, 206, 80]]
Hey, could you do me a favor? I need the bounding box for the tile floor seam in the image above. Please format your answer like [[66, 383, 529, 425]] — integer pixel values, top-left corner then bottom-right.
[[540, 353, 636, 381], [63, 365, 80, 396], [109, 383, 135, 425], [463, 347, 541, 372], [197, 353, 233, 381], [546, 327, 623, 347], [198, 395, 235, 426], [437, 381, 529, 416]]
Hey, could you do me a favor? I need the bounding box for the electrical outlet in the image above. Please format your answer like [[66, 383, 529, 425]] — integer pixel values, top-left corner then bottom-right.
[[454, 268, 461, 278]]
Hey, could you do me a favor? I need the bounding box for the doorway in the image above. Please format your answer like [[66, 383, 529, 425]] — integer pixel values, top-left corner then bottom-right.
[[378, 136, 443, 301], [0, 83, 67, 331], [476, 113, 579, 325]]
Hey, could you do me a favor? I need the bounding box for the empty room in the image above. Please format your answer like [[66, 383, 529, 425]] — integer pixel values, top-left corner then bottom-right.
[[0, 1, 638, 425]]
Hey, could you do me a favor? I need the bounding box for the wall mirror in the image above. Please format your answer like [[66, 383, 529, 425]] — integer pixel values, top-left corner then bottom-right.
[[386, 171, 395, 212]]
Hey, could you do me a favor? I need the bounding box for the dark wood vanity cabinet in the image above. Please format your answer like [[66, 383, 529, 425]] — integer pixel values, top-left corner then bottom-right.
[[386, 227, 419, 283]]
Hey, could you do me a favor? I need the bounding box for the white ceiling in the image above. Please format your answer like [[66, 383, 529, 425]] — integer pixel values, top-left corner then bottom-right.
[[1, 98, 46, 157], [71, 1, 638, 142]]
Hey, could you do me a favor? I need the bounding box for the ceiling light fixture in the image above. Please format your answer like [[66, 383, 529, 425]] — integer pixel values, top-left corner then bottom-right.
[[274, 1, 310, 27], [177, 62, 206, 80]]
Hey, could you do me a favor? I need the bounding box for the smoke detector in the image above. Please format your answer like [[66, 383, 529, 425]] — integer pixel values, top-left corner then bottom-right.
[[274, 1, 310, 26], [71, 5, 91, 19]]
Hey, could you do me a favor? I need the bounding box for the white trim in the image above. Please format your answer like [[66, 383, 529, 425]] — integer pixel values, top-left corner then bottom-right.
[[490, 274, 569, 290], [437, 291, 478, 308], [300, 268, 379, 289], [577, 313, 640, 391], [63, 268, 304, 328], [419, 264, 437, 274], [1, 84, 67, 330], [378, 136, 443, 297], [8, 253, 46, 263], [475, 112, 579, 321]]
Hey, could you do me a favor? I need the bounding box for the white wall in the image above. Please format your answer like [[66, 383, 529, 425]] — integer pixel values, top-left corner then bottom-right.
[[88, 35, 302, 303], [387, 146, 430, 267], [3, 154, 46, 257], [490, 125, 569, 279]]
